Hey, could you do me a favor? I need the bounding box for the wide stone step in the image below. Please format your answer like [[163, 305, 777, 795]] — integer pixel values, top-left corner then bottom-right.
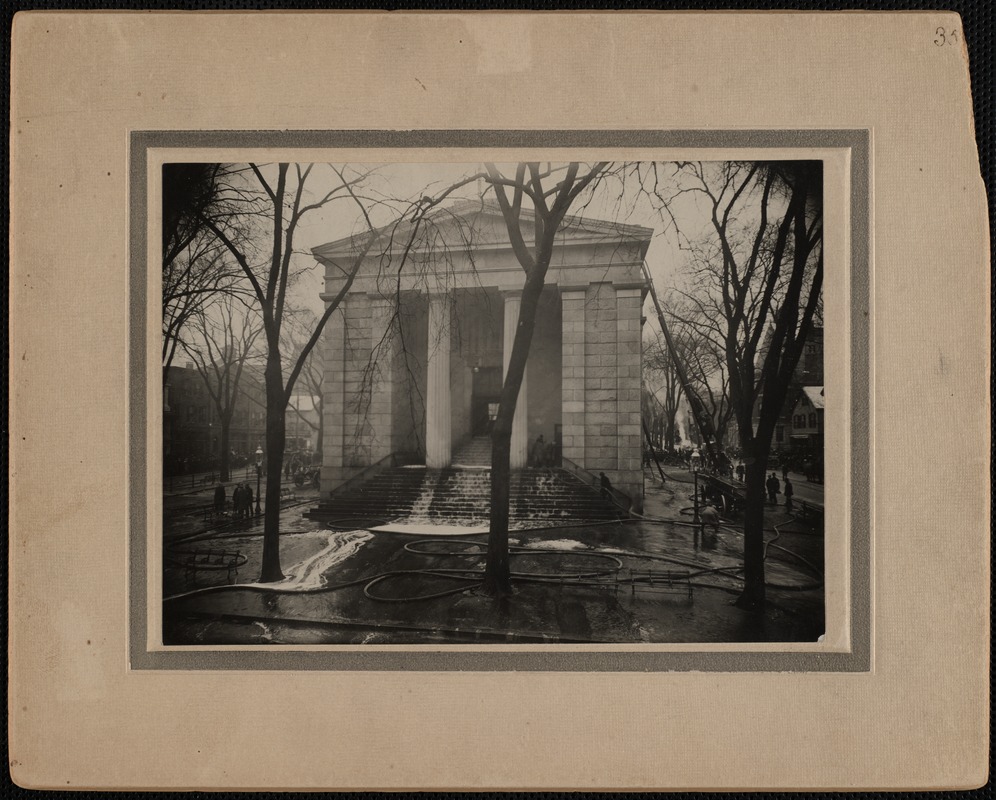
[[310, 465, 624, 522]]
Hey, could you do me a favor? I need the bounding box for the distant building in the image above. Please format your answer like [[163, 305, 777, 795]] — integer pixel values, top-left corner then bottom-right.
[[285, 394, 321, 453], [758, 326, 823, 450], [789, 385, 825, 451], [163, 362, 265, 474]]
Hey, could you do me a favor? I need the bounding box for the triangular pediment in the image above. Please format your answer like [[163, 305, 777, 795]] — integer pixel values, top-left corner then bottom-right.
[[312, 199, 653, 263]]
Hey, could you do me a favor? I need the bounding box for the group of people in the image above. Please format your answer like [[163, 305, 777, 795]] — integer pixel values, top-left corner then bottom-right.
[[685, 448, 740, 479], [529, 434, 558, 468], [232, 483, 256, 518], [214, 482, 256, 519], [765, 472, 794, 510]]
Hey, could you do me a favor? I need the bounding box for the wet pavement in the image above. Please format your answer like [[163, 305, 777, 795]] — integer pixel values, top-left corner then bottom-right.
[[162, 468, 825, 645]]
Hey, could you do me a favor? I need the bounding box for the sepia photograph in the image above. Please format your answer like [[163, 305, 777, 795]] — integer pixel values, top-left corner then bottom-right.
[[10, 10, 989, 790], [160, 158, 826, 645]]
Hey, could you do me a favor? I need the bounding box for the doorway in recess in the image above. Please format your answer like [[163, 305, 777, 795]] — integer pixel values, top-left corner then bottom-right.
[[471, 366, 502, 436]]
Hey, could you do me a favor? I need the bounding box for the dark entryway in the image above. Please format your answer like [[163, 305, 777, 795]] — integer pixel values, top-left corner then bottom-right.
[[471, 366, 502, 436]]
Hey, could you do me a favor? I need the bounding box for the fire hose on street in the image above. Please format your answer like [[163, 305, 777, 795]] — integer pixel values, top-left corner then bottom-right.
[[163, 510, 823, 608]]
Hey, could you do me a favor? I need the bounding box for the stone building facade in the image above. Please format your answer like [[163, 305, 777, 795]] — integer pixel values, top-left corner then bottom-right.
[[313, 201, 651, 507]]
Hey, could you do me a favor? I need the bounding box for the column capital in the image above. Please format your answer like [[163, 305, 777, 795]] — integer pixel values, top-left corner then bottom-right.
[[318, 292, 358, 307], [501, 288, 523, 300]]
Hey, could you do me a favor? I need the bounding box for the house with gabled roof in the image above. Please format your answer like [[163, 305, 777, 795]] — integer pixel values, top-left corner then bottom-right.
[[789, 385, 825, 447]]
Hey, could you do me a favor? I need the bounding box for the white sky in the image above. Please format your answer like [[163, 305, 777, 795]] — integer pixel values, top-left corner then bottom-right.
[[273, 161, 726, 320], [208, 161, 802, 419]]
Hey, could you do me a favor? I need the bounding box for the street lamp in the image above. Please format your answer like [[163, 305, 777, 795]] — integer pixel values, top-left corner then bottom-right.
[[254, 445, 263, 517]]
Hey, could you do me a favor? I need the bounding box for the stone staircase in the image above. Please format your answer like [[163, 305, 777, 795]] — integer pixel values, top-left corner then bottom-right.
[[451, 436, 492, 467], [308, 464, 623, 525]]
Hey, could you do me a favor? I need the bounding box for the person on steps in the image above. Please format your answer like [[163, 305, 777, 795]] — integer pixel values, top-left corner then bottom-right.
[[599, 471, 613, 502]]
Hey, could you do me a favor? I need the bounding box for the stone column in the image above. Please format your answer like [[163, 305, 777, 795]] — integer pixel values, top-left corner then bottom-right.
[[503, 289, 528, 469], [368, 294, 395, 462], [560, 288, 587, 466], [320, 304, 346, 490], [425, 292, 452, 468], [343, 293, 372, 467]]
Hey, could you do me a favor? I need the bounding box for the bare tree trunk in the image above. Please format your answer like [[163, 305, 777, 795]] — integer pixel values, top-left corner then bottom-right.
[[737, 454, 768, 610], [259, 353, 287, 583], [483, 274, 545, 596], [485, 433, 513, 594], [219, 422, 231, 482]]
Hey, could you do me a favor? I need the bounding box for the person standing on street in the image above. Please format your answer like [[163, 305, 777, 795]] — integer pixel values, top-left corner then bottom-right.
[[699, 504, 721, 551], [700, 504, 721, 533], [232, 483, 243, 518], [242, 483, 251, 518], [690, 449, 701, 472], [530, 434, 545, 467], [766, 472, 780, 505], [784, 477, 794, 511], [213, 483, 226, 514]]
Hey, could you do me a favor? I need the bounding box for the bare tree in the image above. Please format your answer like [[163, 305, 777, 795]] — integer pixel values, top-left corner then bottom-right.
[[180, 295, 263, 482], [644, 330, 685, 451], [658, 161, 823, 610], [665, 308, 736, 451], [199, 163, 384, 581], [480, 162, 609, 596], [283, 306, 325, 461], [163, 239, 238, 375], [162, 164, 247, 376]]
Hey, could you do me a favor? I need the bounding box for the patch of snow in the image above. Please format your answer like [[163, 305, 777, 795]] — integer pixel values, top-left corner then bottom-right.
[[251, 620, 276, 642], [369, 523, 489, 536], [523, 538, 587, 551], [400, 514, 486, 526], [242, 530, 372, 591]]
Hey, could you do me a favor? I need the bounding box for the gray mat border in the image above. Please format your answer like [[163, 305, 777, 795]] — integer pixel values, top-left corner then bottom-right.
[[129, 129, 870, 672]]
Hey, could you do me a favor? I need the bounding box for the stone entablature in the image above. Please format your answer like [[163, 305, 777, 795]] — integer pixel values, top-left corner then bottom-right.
[[315, 201, 648, 300]]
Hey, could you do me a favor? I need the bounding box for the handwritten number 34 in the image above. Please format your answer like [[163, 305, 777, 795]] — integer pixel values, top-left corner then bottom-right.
[[934, 27, 958, 46]]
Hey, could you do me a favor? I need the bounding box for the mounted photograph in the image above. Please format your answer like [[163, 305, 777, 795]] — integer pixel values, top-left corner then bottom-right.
[[160, 158, 826, 646], [12, 9, 991, 790]]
